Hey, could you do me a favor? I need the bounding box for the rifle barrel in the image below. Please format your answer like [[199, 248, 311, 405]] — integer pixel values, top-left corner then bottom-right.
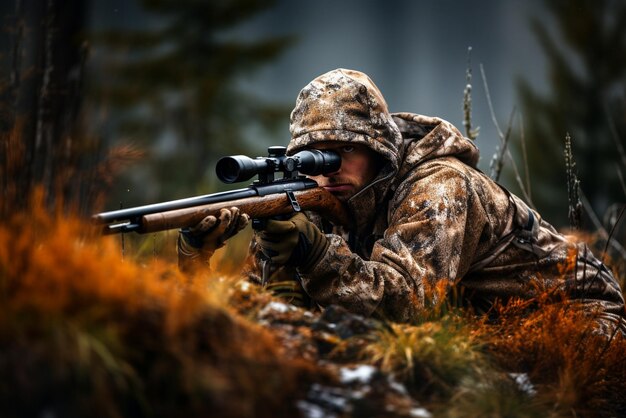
[[92, 188, 259, 224], [92, 178, 321, 232]]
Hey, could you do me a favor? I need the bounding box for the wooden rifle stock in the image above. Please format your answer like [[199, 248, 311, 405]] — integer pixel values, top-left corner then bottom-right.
[[139, 187, 351, 233]]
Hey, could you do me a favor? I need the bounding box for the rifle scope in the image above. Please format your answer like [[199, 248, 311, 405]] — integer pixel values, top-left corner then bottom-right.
[[216, 146, 341, 184]]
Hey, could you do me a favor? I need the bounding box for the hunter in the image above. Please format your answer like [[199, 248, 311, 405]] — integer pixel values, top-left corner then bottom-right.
[[178, 68, 625, 334]]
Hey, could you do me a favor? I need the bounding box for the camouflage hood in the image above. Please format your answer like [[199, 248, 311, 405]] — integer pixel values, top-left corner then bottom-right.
[[391, 112, 480, 177], [287, 68, 402, 176], [287, 68, 479, 230]]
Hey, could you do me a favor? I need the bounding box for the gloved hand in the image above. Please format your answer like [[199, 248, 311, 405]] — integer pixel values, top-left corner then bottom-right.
[[177, 207, 250, 271], [256, 212, 328, 272]]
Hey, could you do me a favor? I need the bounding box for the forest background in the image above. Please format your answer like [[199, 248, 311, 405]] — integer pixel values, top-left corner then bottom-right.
[[2, 0, 625, 239]]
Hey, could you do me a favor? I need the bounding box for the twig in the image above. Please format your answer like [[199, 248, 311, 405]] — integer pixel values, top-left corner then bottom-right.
[[489, 107, 516, 182], [616, 163, 626, 198], [603, 203, 625, 239], [504, 147, 534, 208], [462, 46, 479, 140], [564, 133, 582, 230], [580, 191, 626, 260], [599, 204, 625, 265], [518, 111, 532, 201], [480, 63, 504, 139], [479, 64, 534, 207]]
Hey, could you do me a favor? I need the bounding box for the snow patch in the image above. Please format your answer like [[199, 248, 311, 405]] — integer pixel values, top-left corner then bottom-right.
[[509, 372, 537, 396], [259, 301, 297, 316], [296, 400, 337, 418], [410, 407, 433, 418], [339, 364, 377, 384]]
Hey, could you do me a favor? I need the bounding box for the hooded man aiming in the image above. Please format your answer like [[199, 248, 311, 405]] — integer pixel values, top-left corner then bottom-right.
[[178, 68, 625, 334]]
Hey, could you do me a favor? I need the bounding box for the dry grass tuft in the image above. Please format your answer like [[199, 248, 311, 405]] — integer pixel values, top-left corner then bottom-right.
[[359, 316, 485, 397], [481, 298, 626, 417]]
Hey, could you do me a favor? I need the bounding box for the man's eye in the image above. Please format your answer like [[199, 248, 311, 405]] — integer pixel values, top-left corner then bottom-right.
[[342, 146, 355, 153]]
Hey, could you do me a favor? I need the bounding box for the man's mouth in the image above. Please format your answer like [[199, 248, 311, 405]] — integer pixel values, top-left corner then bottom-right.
[[322, 184, 352, 193]]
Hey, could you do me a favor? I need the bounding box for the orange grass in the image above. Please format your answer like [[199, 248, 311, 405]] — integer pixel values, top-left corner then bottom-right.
[[1, 191, 625, 417], [472, 245, 626, 416], [480, 298, 626, 417], [0, 191, 326, 417]]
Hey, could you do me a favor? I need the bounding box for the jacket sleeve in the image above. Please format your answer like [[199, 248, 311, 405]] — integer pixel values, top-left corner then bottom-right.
[[298, 163, 488, 322]]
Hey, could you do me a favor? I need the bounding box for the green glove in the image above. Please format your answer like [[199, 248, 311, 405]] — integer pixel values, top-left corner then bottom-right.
[[256, 212, 329, 271], [177, 207, 249, 271]]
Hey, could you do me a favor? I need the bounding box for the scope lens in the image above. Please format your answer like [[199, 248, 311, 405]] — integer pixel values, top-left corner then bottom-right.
[[216, 155, 276, 183], [215, 157, 242, 183]]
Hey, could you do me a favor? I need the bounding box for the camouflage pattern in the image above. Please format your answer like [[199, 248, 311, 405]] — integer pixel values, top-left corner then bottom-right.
[[247, 68, 625, 333]]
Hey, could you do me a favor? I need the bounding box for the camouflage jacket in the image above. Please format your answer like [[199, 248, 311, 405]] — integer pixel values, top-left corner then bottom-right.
[[246, 69, 625, 332]]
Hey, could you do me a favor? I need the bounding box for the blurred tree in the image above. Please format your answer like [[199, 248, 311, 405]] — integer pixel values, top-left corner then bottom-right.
[[89, 0, 295, 205], [0, 0, 99, 216], [516, 0, 626, 229]]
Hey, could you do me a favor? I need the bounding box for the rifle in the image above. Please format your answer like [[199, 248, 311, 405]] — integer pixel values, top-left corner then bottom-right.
[[92, 146, 352, 234]]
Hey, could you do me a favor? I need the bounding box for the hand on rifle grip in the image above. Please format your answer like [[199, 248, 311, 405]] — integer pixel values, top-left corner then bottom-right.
[[252, 212, 294, 231], [177, 207, 250, 270], [255, 212, 328, 272]]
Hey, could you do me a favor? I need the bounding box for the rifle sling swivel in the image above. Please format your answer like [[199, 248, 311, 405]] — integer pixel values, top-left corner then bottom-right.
[[285, 190, 301, 212]]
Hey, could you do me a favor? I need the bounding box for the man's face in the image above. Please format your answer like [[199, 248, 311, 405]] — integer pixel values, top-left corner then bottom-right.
[[306, 142, 382, 201]]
